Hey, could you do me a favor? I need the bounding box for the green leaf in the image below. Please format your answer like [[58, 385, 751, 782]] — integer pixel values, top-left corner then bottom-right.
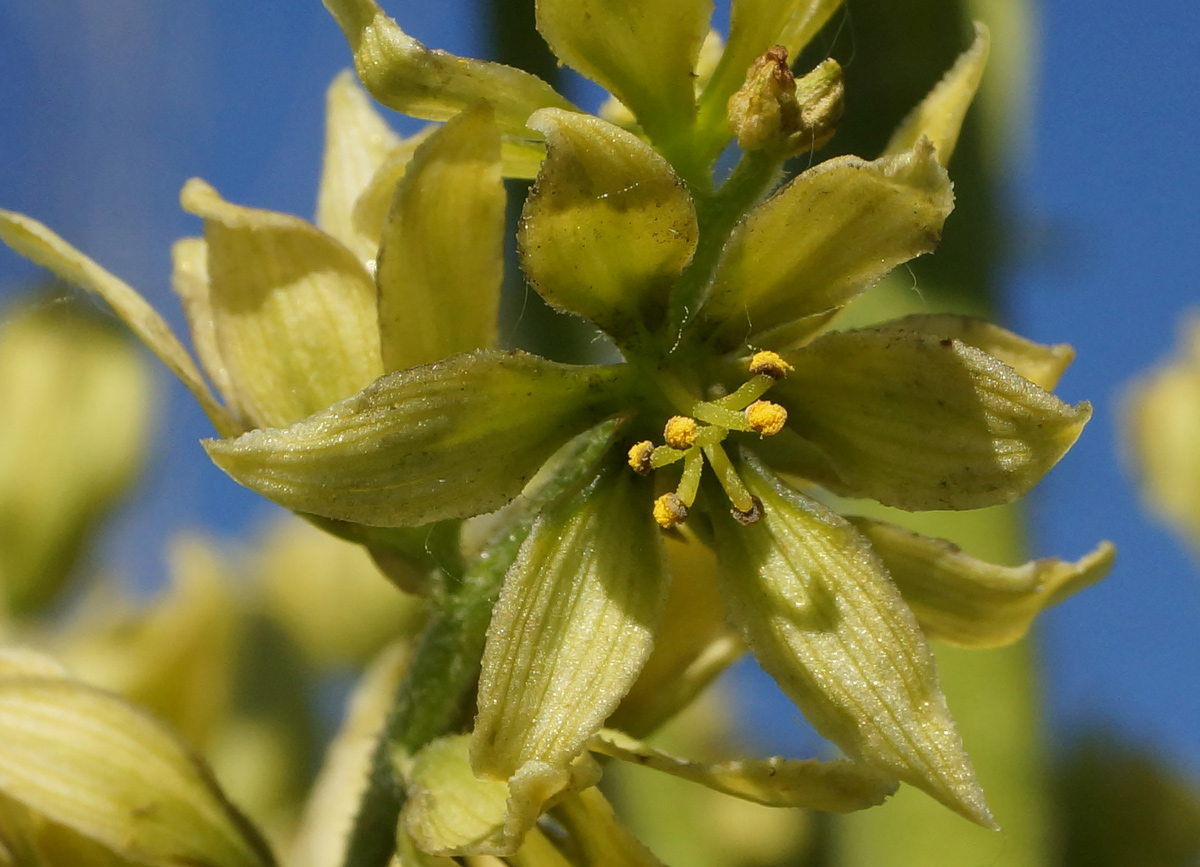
[[205, 351, 627, 527], [322, 0, 574, 138], [376, 103, 505, 371], [709, 454, 993, 826], [773, 324, 1092, 510], [471, 458, 668, 783], [180, 178, 383, 429], [519, 109, 699, 345], [698, 140, 953, 351], [850, 519, 1115, 647]]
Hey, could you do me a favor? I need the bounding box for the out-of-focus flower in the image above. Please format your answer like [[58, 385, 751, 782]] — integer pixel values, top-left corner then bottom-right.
[[0, 303, 151, 618], [1126, 313, 1200, 552], [0, 0, 1114, 859]]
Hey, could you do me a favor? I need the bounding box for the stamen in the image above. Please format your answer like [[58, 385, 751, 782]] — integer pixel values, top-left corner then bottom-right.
[[702, 442, 756, 514], [675, 450, 705, 507], [627, 441, 654, 474], [693, 401, 752, 431], [653, 492, 689, 529], [712, 376, 773, 411], [744, 400, 787, 435], [748, 350, 793, 380], [664, 416, 699, 449], [731, 496, 765, 525], [650, 444, 686, 469]]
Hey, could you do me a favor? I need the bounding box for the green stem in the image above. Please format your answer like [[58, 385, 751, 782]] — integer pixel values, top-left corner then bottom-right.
[[666, 149, 783, 342], [340, 424, 619, 867]]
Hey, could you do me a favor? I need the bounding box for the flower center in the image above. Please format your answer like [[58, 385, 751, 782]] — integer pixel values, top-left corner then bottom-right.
[[627, 350, 793, 529]]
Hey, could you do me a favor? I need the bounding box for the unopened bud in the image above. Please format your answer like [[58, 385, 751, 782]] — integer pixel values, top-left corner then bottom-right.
[[728, 48, 843, 156]]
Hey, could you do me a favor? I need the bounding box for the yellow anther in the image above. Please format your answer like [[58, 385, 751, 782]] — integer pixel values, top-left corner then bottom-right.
[[653, 492, 689, 529], [663, 416, 699, 450], [627, 441, 655, 475], [744, 400, 787, 436], [748, 350, 793, 380]]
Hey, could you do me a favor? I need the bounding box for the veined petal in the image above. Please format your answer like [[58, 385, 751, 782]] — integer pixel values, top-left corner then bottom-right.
[[377, 102, 505, 371], [205, 351, 628, 527], [774, 325, 1092, 510], [0, 210, 239, 436], [519, 109, 699, 345], [535, 0, 710, 152], [471, 459, 668, 785], [699, 139, 953, 351], [0, 671, 275, 867], [551, 787, 666, 867], [181, 179, 383, 429], [885, 23, 990, 166], [874, 313, 1075, 390], [696, 0, 842, 153], [848, 520, 1115, 648], [608, 533, 744, 736], [710, 454, 993, 826], [323, 0, 574, 137], [316, 71, 403, 263], [171, 237, 244, 422], [591, 729, 897, 813]]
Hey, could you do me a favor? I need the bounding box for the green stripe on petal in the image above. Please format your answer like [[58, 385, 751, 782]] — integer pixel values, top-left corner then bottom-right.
[[699, 139, 953, 351], [885, 23, 990, 167], [181, 179, 383, 430], [377, 103, 505, 372], [874, 313, 1076, 391], [710, 454, 994, 827], [0, 673, 275, 867], [534, 0, 710, 166], [696, 0, 842, 156], [591, 729, 898, 812], [205, 351, 627, 527], [520, 109, 699, 346], [316, 71, 402, 264], [471, 458, 668, 784], [323, 0, 575, 138], [0, 210, 239, 437], [774, 325, 1092, 510], [851, 519, 1115, 648]]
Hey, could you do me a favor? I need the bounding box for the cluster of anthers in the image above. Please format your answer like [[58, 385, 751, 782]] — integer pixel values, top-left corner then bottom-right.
[[628, 350, 792, 529]]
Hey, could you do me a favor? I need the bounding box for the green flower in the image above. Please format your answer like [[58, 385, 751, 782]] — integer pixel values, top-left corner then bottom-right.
[[0, 0, 1114, 853]]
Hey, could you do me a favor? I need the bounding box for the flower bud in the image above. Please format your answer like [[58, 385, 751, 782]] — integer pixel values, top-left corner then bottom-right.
[[728, 49, 844, 156]]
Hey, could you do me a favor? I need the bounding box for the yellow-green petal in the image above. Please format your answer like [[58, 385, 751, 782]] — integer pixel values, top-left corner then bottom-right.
[[696, 0, 842, 154], [322, 0, 574, 137], [0, 210, 239, 436], [519, 109, 699, 345], [534, 0, 710, 158], [472, 460, 668, 785], [710, 454, 993, 826], [171, 237, 243, 421], [205, 351, 627, 527], [1125, 315, 1200, 547], [699, 139, 953, 351], [0, 673, 275, 867], [181, 179, 384, 429], [551, 787, 667, 867], [851, 519, 1115, 648], [877, 313, 1075, 390], [885, 23, 990, 166], [591, 729, 898, 812], [775, 325, 1092, 510], [402, 735, 510, 855], [316, 70, 403, 263], [608, 533, 744, 736], [377, 102, 505, 371]]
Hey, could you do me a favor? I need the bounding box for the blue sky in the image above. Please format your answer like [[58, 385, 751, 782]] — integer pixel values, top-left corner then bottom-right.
[[2, 0, 1199, 789]]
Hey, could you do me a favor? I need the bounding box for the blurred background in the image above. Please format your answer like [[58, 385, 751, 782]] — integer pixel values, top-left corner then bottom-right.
[[1, 1, 1198, 864]]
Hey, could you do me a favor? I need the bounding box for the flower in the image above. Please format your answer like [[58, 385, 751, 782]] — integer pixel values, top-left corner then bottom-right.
[[0, 0, 1115, 856]]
